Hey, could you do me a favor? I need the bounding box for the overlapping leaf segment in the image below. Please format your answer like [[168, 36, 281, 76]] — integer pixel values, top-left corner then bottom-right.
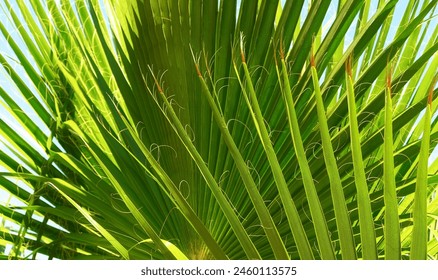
[[0, 0, 437, 259]]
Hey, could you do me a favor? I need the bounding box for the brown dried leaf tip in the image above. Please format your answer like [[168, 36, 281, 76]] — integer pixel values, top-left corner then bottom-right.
[[189, 46, 203, 77], [345, 55, 353, 77], [148, 66, 164, 94], [386, 64, 392, 91], [195, 62, 202, 77], [279, 39, 285, 61], [240, 32, 246, 64], [310, 44, 315, 68], [386, 60, 394, 98], [428, 74, 437, 106]]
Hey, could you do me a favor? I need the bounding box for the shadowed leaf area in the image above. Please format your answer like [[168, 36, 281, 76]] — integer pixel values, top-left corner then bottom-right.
[[0, 0, 437, 260]]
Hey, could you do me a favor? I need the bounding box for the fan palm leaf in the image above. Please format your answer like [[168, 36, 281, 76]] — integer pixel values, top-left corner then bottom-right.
[[0, 0, 437, 260]]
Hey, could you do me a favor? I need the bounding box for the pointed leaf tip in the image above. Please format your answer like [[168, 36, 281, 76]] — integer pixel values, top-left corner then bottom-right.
[[428, 75, 437, 106], [148, 66, 164, 94], [345, 55, 353, 77], [154, 78, 164, 94], [310, 51, 315, 68], [310, 42, 315, 68], [240, 49, 246, 64], [189, 46, 202, 77], [195, 63, 202, 77], [239, 32, 246, 63], [386, 65, 392, 91], [279, 39, 285, 61], [386, 62, 394, 99]]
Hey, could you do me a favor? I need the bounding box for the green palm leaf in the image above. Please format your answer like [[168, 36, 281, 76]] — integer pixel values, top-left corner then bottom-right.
[[0, 0, 437, 260]]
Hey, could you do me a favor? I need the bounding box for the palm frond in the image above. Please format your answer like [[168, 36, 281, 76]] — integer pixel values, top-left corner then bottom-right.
[[0, 0, 437, 260]]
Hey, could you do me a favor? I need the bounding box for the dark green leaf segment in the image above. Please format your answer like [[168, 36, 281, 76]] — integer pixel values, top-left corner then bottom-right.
[[0, 0, 436, 260]]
